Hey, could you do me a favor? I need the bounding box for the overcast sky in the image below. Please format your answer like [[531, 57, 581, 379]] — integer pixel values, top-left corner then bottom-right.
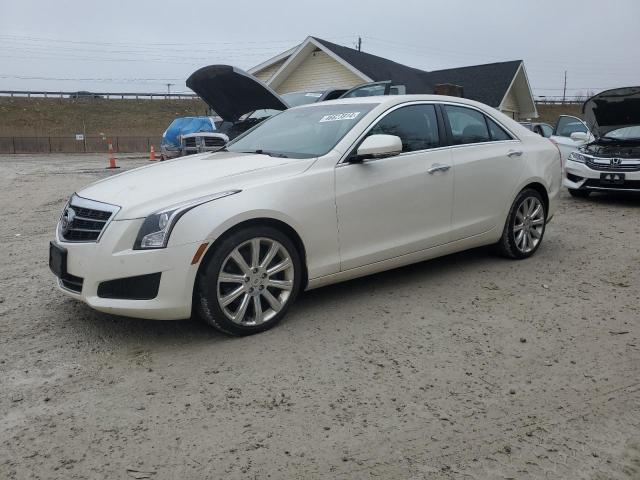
[[1, 0, 638, 99]]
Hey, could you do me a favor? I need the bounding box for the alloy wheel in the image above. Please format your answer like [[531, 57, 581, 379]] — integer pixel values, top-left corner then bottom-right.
[[513, 197, 545, 254], [216, 237, 294, 326]]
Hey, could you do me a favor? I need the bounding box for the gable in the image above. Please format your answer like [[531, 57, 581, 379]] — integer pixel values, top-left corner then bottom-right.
[[275, 50, 365, 93], [253, 58, 287, 83]]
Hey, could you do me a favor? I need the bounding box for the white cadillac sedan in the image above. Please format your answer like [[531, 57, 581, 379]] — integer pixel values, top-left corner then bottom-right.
[[50, 95, 561, 335]]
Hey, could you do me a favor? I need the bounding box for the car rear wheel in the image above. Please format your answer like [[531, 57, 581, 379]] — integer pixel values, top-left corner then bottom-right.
[[196, 226, 302, 336], [568, 188, 590, 198], [498, 189, 546, 259]]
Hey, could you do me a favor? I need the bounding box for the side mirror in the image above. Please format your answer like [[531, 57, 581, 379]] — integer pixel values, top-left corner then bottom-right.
[[354, 134, 402, 161], [570, 132, 589, 142]]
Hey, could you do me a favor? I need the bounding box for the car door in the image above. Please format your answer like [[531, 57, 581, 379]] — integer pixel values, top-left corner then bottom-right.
[[335, 103, 453, 271], [551, 115, 592, 161], [442, 104, 525, 240]]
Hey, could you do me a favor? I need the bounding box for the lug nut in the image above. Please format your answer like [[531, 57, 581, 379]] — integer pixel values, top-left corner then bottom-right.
[[261, 273, 267, 279]]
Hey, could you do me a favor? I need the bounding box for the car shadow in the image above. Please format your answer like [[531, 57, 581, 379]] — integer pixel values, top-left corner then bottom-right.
[[583, 191, 640, 207], [63, 245, 501, 346]]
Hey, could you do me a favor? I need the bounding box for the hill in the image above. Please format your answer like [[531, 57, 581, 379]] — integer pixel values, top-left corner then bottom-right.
[[0, 97, 583, 138], [0, 97, 208, 137]]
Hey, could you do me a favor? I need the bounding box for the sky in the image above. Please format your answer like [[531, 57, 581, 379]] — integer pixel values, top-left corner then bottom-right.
[[1, 0, 639, 99]]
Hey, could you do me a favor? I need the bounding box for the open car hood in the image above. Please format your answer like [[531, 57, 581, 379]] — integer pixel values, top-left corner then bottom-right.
[[186, 65, 289, 122], [583, 86, 640, 138]]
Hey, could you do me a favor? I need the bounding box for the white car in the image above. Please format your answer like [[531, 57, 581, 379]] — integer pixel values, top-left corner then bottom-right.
[[550, 114, 594, 163], [563, 87, 640, 197], [50, 95, 561, 335]]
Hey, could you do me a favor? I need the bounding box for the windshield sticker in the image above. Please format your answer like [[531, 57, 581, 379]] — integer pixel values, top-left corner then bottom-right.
[[319, 112, 361, 122], [305, 92, 323, 97]]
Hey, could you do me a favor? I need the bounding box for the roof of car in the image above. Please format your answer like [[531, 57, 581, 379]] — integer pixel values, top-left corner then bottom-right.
[[299, 94, 497, 110]]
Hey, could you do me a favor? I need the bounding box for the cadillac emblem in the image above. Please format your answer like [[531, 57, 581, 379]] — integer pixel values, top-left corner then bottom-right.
[[60, 207, 76, 235]]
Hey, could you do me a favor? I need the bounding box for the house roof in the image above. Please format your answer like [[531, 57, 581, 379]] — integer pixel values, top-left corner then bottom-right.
[[251, 36, 530, 111], [312, 37, 523, 108]]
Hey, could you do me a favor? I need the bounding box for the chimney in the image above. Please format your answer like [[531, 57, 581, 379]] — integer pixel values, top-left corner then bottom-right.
[[434, 84, 464, 97]]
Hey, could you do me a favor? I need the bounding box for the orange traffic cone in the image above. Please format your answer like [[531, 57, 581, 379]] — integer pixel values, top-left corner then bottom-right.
[[106, 140, 120, 169], [149, 145, 156, 161]]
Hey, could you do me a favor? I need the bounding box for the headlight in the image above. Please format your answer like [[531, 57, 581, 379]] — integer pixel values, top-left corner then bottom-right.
[[133, 190, 240, 249], [568, 151, 587, 163]]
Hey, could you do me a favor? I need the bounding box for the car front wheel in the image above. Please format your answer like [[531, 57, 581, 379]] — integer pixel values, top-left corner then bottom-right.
[[196, 226, 302, 336], [498, 189, 547, 259]]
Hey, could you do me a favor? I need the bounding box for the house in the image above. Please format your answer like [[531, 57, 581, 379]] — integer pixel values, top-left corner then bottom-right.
[[249, 36, 537, 119]]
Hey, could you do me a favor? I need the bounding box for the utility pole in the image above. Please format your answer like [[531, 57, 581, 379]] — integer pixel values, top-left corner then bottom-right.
[[357, 37, 362, 52], [166, 83, 174, 97], [562, 71, 567, 104]]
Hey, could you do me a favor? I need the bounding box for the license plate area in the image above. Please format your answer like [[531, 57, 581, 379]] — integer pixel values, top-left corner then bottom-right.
[[49, 242, 67, 278], [600, 172, 625, 185]]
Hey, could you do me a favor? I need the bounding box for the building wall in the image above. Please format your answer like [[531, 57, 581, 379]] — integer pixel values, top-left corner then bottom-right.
[[500, 87, 519, 119], [253, 59, 287, 83], [274, 50, 364, 94]]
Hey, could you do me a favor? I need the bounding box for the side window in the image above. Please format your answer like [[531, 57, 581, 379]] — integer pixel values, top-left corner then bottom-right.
[[487, 117, 512, 141], [367, 104, 440, 153], [444, 105, 490, 145], [555, 116, 587, 137]]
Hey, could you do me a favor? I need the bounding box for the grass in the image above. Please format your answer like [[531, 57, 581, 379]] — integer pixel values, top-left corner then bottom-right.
[[0, 97, 584, 137], [0, 97, 209, 137]]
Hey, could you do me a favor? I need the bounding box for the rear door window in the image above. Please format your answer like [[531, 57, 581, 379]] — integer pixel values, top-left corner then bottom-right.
[[487, 118, 513, 141], [444, 105, 491, 145]]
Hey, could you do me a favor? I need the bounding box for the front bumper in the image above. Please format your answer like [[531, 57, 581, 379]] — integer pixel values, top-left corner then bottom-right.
[[563, 159, 640, 192], [52, 218, 205, 320]]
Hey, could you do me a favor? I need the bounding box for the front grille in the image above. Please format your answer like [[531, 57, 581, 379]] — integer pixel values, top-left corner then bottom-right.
[[183, 137, 197, 148], [59, 194, 119, 243], [204, 137, 225, 147], [584, 179, 640, 190], [586, 158, 640, 172]]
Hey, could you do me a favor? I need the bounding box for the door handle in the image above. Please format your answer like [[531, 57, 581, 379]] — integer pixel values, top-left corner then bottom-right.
[[507, 149, 523, 157], [427, 163, 451, 174]]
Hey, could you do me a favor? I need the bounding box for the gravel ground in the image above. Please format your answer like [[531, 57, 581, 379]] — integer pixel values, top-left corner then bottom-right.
[[1, 154, 639, 480]]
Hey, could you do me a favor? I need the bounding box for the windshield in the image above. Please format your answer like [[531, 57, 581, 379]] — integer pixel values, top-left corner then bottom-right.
[[226, 103, 376, 158], [604, 125, 640, 140], [281, 91, 324, 107]]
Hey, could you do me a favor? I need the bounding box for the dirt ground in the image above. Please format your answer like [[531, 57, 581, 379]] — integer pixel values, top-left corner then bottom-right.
[[1, 154, 638, 480]]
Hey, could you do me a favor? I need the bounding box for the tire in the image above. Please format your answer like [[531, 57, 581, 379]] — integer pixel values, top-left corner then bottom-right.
[[498, 188, 547, 259], [568, 188, 590, 198], [196, 225, 302, 336]]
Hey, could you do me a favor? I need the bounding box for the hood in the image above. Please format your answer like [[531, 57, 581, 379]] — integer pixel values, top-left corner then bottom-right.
[[583, 86, 640, 138], [186, 65, 289, 122], [78, 152, 312, 219]]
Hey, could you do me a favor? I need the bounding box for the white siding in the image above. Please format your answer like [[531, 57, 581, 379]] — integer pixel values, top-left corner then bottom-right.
[[253, 59, 287, 83], [275, 50, 363, 94], [501, 87, 519, 117]]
